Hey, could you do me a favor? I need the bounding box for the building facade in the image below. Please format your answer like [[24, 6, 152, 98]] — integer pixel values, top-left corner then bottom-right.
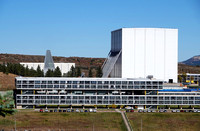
[[185, 73, 200, 84], [102, 28, 178, 83], [15, 77, 200, 109]]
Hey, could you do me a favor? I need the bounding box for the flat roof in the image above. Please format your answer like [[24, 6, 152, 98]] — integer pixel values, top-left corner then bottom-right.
[[15, 77, 163, 81]]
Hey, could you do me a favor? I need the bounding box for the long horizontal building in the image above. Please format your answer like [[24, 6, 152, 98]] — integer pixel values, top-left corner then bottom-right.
[[15, 77, 200, 109]]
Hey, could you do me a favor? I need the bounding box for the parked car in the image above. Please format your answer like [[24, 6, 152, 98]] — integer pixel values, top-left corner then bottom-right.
[[44, 109, 49, 112], [59, 109, 62, 112], [54, 109, 57, 112], [130, 109, 134, 112], [172, 110, 176, 113], [50, 110, 53, 112], [180, 110, 184, 112], [67, 108, 71, 112], [197, 110, 200, 113], [71, 109, 74, 112], [84, 109, 88, 112], [63, 109, 66, 112], [40, 109, 43, 112], [188, 110, 193, 112], [126, 110, 130, 112], [176, 110, 180, 113], [93, 109, 97, 113], [143, 110, 147, 113], [159, 110, 164, 113], [76, 109, 80, 112], [151, 110, 156, 113], [194, 109, 198, 112], [80, 109, 84, 113], [147, 110, 151, 113], [184, 110, 189, 113], [138, 109, 143, 113], [89, 108, 93, 112]]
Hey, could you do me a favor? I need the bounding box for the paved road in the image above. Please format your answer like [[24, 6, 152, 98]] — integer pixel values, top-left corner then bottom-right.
[[116, 109, 132, 131]]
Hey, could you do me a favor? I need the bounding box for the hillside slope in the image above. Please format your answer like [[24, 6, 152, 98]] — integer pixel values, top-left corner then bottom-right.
[[181, 55, 200, 66], [0, 72, 17, 91]]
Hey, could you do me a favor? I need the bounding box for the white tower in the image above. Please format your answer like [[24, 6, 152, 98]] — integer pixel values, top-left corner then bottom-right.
[[102, 28, 178, 83]]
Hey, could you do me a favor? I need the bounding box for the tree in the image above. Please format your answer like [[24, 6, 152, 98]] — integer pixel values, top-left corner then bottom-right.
[[36, 65, 44, 77], [178, 75, 182, 83], [88, 68, 93, 77], [0, 92, 15, 117], [67, 66, 76, 77], [76, 67, 81, 77], [45, 69, 54, 77], [96, 66, 102, 77], [182, 72, 187, 83], [53, 67, 62, 77]]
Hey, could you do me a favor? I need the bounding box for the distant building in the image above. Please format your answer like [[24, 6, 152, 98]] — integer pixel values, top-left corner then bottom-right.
[[44, 50, 55, 74], [102, 28, 178, 83], [20, 50, 75, 75], [185, 73, 200, 84]]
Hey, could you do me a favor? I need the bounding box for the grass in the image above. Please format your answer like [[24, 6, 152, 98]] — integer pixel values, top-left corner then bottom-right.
[[127, 113, 200, 131], [0, 110, 126, 130]]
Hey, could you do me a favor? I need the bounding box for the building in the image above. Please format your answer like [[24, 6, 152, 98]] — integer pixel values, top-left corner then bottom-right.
[[20, 63, 75, 76], [15, 77, 200, 109], [102, 28, 178, 83], [20, 50, 75, 75], [185, 73, 200, 84], [44, 50, 55, 74]]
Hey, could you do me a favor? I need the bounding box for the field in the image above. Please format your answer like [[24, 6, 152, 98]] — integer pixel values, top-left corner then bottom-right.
[[127, 112, 200, 131], [0, 110, 126, 130]]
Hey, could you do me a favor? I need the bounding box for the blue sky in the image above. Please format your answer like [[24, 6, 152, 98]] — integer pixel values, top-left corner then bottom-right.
[[0, 0, 199, 62]]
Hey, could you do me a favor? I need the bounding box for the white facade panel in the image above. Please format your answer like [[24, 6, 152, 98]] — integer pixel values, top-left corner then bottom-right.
[[109, 28, 178, 83], [155, 29, 165, 80], [122, 29, 135, 78], [145, 29, 155, 77], [134, 29, 145, 78]]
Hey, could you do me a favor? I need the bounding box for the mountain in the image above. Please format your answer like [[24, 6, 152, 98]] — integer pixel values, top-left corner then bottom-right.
[[181, 55, 200, 66]]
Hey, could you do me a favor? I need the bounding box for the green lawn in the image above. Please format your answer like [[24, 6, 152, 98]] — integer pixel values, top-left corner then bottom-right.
[[0, 110, 126, 130], [127, 113, 200, 131]]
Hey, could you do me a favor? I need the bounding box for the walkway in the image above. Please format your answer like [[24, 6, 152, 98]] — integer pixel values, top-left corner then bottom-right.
[[115, 109, 132, 131]]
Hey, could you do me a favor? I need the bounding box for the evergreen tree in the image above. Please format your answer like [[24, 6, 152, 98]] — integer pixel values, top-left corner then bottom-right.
[[76, 67, 81, 77], [45, 69, 54, 77], [2, 63, 6, 74], [25, 66, 30, 76], [89, 68, 93, 77], [96, 66, 103, 77], [36, 65, 43, 77], [53, 67, 62, 77]]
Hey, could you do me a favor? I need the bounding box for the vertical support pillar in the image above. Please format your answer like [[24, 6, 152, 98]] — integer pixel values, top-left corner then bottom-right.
[[145, 105, 146, 109], [21, 90, 22, 94]]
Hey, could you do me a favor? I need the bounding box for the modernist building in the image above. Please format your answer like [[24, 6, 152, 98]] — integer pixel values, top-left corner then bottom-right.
[[15, 77, 200, 109], [102, 28, 178, 83], [20, 50, 75, 75]]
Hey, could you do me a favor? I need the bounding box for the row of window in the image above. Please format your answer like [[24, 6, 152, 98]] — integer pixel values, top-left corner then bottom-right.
[[16, 80, 163, 85], [17, 95, 200, 100], [17, 85, 162, 90], [16, 100, 200, 105]]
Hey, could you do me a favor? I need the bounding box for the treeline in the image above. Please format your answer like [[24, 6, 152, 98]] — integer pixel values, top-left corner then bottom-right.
[[0, 63, 43, 77], [0, 63, 103, 77], [65, 66, 103, 77]]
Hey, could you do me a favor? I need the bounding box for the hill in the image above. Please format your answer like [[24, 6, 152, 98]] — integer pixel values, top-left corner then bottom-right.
[[181, 55, 200, 66], [0, 72, 17, 91], [0, 53, 105, 76]]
